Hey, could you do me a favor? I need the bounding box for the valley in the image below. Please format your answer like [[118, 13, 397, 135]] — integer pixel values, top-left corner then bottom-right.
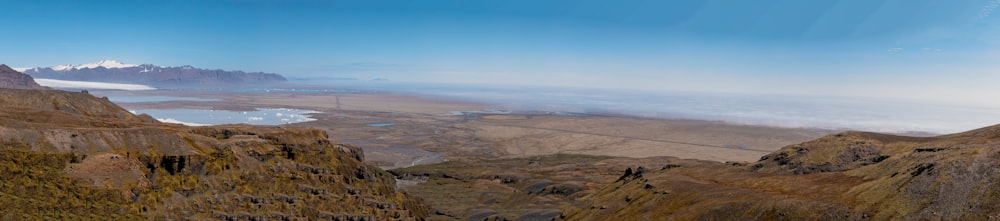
[[6, 63, 1000, 220], [89, 86, 839, 220]]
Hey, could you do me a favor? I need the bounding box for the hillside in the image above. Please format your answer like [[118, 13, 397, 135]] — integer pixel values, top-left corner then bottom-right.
[[0, 68, 427, 220], [20, 60, 286, 86], [0, 64, 47, 90], [389, 154, 689, 220], [561, 126, 1000, 220]]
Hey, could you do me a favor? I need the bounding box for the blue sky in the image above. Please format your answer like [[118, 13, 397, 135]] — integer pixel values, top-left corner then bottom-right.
[[3, 0, 1000, 106]]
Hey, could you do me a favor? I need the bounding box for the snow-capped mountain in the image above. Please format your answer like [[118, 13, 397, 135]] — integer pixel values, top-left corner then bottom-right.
[[16, 60, 140, 73], [55, 59, 139, 71], [20, 60, 286, 87]]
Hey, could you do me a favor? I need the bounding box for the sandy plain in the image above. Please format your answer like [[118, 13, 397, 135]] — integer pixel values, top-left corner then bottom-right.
[[95, 88, 834, 168]]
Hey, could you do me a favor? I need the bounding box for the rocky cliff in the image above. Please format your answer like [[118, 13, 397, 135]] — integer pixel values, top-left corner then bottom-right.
[[562, 126, 1000, 220], [0, 87, 428, 220], [0, 64, 47, 90]]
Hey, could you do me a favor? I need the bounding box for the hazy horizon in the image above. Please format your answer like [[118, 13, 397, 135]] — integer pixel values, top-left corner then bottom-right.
[[279, 79, 1000, 135]]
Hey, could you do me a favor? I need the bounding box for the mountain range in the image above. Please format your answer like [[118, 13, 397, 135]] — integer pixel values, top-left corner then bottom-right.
[[19, 60, 286, 87]]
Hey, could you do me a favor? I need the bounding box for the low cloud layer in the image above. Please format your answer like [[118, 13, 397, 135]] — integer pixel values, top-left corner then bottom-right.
[[35, 79, 155, 91], [338, 81, 1000, 135]]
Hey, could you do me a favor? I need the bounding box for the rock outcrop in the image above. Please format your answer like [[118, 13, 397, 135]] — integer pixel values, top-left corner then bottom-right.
[[563, 126, 1000, 220], [0, 86, 428, 220], [0, 64, 47, 90]]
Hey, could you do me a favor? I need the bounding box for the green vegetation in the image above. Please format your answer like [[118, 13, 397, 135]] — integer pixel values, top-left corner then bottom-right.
[[0, 149, 142, 220], [390, 154, 651, 220], [0, 88, 429, 220], [0, 141, 428, 220]]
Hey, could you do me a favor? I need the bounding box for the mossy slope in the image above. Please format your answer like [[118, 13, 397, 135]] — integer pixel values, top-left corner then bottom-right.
[[0, 88, 429, 220]]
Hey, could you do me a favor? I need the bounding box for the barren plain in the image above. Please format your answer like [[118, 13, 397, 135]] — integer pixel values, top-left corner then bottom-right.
[[97, 89, 834, 167]]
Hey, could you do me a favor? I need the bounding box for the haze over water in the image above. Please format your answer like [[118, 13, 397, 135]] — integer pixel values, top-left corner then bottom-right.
[[303, 80, 1000, 135]]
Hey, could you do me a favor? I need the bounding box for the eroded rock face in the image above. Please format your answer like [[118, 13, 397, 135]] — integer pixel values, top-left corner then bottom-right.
[[0, 87, 429, 220], [751, 132, 898, 174], [0, 64, 47, 90]]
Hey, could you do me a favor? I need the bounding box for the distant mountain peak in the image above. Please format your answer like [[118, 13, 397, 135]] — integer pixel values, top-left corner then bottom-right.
[[50, 59, 139, 71], [89, 59, 138, 68]]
